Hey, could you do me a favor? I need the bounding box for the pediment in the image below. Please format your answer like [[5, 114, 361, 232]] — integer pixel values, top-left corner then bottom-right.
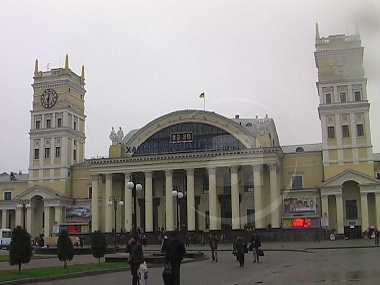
[[319, 169, 380, 188], [14, 185, 72, 203]]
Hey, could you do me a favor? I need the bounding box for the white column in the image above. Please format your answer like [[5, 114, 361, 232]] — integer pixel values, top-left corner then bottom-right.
[[91, 175, 100, 232], [145, 172, 153, 233], [230, 166, 240, 230], [375, 193, 380, 230], [165, 170, 174, 231], [44, 206, 51, 237], [208, 167, 218, 231], [1, 209, 7, 228], [186, 169, 195, 231], [15, 207, 23, 227], [360, 192, 369, 230], [252, 165, 264, 229], [269, 164, 280, 228], [105, 174, 113, 232], [26, 206, 33, 235], [124, 173, 133, 233], [335, 194, 344, 235]]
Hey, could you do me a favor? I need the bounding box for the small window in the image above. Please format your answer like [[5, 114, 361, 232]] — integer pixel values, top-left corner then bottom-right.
[[34, 149, 40, 159], [340, 92, 347, 102], [354, 91, 361, 101], [342, 125, 350, 138], [73, 149, 77, 160], [291, 175, 303, 190], [296, 147, 304, 152], [327, 126, 335, 139], [74, 121, 77, 130], [4, 191, 12, 200], [325, 93, 332, 104], [55, 147, 61, 158], [356, 124, 364, 137], [74, 140, 77, 146], [57, 118, 62, 127], [88, 186, 93, 199], [35, 121, 41, 130], [46, 119, 51, 128], [44, 148, 50, 159]]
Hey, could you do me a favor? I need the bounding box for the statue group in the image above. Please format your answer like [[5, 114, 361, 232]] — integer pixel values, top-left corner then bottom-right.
[[109, 127, 124, 145]]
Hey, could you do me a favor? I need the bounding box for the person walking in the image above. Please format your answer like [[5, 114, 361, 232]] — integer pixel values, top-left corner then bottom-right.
[[209, 233, 218, 262], [125, 234, 144, 285], [234, 234, 248, 267], [250, 232, 262, 263], [165, 231, 186, 285]]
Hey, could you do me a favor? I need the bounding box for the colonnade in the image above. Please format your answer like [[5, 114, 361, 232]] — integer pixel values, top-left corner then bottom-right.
[[91, 163, 282, 233]]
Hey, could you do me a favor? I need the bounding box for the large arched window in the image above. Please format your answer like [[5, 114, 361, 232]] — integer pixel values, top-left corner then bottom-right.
[[131, 122, 246, 155]]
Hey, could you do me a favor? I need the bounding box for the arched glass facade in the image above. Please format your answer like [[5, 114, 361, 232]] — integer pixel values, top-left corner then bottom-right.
[[129, 122, 246, 155]]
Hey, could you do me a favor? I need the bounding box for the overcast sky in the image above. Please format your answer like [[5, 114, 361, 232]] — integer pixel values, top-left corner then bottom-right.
[[1, 0, 379, 173]]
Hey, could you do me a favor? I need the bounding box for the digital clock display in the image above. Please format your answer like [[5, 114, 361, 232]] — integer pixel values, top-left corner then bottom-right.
[[170, 132, 193, 143]]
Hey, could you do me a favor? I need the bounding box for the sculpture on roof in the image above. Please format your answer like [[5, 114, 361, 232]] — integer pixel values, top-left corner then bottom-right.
[[109, 127, 118, 145], [117, 127, 124, 144]]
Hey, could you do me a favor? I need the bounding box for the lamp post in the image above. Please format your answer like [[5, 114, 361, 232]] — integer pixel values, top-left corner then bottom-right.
[[108, 196, 124, 249], [127, 177, 143, 235], [18, 199, 30, 229], [172, 187, 184, 231]]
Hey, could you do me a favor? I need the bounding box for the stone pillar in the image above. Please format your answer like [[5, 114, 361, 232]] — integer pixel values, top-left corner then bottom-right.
[[360, 192, 369, 230], [252, 165, 264, 229], [230, 166, 240, 230], [186, 169, 195, 231], [124, 173, 133, 233], [91, 174, 100, 232], [208, 167, 218, 231], [105, 174, 113, 232], [44, 206, 51, 237], [165, 170, 174, 231], [321, 195, 329, 227], [375, 193, 380, 230], [335, 194, 344, 234], [145, 172, 153, 233], [269, 164, 280, 228]]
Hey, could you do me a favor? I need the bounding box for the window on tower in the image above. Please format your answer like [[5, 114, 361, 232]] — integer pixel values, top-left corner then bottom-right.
[[57, 118, 62, 127], [46, 119, 51, 128], [340, 92, 347, 102], [55, 146, 61, 158], [342, 125, 350, 138], [327, 126, 335, 139], [34, 149, 40, 159], [44, 148, 50, 159], [354, 91, 361, 101], [325, 93, 332, 103], [35, 120, 41, 130], [356, 124, 364, 137]]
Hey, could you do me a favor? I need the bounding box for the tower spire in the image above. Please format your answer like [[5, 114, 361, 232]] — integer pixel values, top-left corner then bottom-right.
[[81, 65, 85, 81], [65, 54, 69, 70], [34, 59, 39, 75], [315, 22, 320, 41]]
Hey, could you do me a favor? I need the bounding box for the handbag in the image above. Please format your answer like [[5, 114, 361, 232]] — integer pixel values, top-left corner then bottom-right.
[[162, 264, 174, 285], [138, 261, 148, 285], [258, 248, 264, 256]]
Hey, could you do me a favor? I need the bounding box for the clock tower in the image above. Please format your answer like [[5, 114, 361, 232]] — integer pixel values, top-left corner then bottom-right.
[[314, 24, 374, 180], [29, 55, 86, 196]]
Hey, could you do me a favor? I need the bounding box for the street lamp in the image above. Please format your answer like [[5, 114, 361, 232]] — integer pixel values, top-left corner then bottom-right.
[[108, 196, 124, 249], [18, 199, 30, 229], [126, 177, 143, 235], [172, 187, 184, 231]]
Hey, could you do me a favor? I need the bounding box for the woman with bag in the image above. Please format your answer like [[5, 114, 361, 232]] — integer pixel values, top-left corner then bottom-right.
[[125, 234, 144, 285]]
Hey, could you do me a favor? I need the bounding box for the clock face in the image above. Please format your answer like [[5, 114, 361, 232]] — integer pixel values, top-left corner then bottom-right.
[[41, 89, 58, 108]]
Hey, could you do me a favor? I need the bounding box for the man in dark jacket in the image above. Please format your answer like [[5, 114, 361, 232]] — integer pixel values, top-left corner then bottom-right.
[[209, 233, 218, 262], [165, 231, 186, 285], [125, 234, 144, 285], [250, 232, 262, 263]]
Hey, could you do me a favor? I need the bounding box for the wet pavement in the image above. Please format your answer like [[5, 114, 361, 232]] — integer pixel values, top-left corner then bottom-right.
[[1, 239, 380, 284]]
